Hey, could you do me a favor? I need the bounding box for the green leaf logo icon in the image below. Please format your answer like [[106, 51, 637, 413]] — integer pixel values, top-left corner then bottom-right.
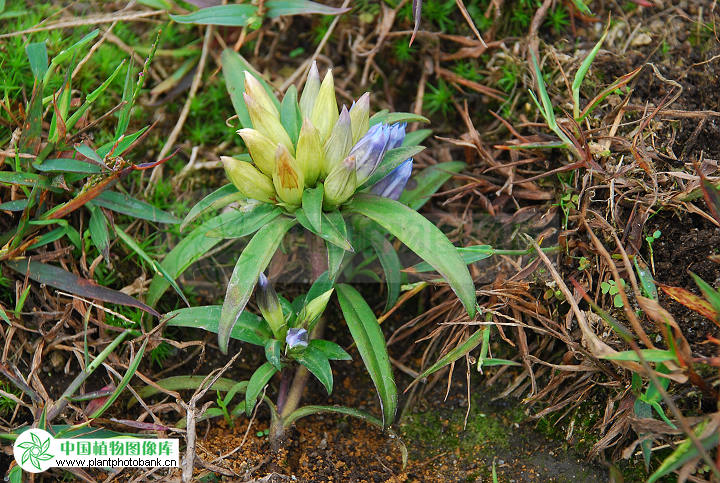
[[13, 428, 54, 473]]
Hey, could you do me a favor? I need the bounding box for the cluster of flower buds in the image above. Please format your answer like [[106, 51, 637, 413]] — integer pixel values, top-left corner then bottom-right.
[[221, 62, 414, 211]]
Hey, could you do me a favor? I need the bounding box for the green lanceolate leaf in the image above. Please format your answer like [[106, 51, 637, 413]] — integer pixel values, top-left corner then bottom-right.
[[295, 208, 352, 251], [347, 194, 476, 318], [309, 339, 351, 361], [402, 129, 432, 147], [367, 229, 401, 312], [87, 204, 110, 260], [170, 4, 259, 26], [205, 203, 282, 238], [33, 158, 102, 174], [412, 244, 494, 273], [293, 345, 333, 394], [399, 161, 465, 210], [218, 217, 296, 353], [369, 111, 430, 126], [280, 85, 302, 144], [245, 362, 278, 416], [336, 284, 397, 427], [264, 0, 350, 17], [164, 305, 271, 346], [265, 339, 283, 370], [407, 328, 485, 391], [93, 190, 179, 224], [302, 186, 324, 233], [180, 184, 243, 231], [26, 41, 48, 80]]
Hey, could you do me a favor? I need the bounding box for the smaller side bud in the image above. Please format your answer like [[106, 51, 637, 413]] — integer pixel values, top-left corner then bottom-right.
[[386, 122, 407, 150], [370, 158, 413, 200], [272, 144, 304, 207], [296, 288, 334, 331], [351, 123, 390, 184], [323, 155, 357, 210], [244, 72, 279, 118], [322, 105, 353, 177], [220, 156, 276, 203], [244, 93, 294, 154], [349, 93, 370, 144], [237, 128, 277, 176], [257, 273, 286, 339]]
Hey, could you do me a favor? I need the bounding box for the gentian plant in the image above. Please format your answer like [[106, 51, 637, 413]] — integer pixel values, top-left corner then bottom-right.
[[152, 50, 476, 447]]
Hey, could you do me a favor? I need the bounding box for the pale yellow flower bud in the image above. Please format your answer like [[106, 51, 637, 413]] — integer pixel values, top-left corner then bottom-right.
[[299, 61, 320, 119], [295, 118, 324, 186], [220, 156, 275, 204], [349, 92, 370, 144], [323, 105, 353, 177], [310, 70, 338, 144], [244, 93, 294, 154], [272, 145, 304, 206], [237, 128, 276, 176], [244, 72, 279, 118]]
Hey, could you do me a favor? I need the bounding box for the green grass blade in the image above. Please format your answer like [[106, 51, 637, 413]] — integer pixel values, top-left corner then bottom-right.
[[264, 0, 351, 17], [411, 245, 494, 273], [93, 190, 179, 224], [245, 362, 278, 415], [115, 226, 189, 307], [336, 284, 397, 427], [90, 338, 147, 418], [130, 376, 242, 407], [347, 194, 476, 318], [690, 272, 720, 315], [218, 217, 295, 353], [87, 204, 110, 260], [572, 28, 607, 119], [407, 328, 484, 391], [601, 349, 677, 363]]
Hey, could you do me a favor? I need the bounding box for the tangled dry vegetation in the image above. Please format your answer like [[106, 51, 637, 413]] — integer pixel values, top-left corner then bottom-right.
[[1, 0, 719, 481]]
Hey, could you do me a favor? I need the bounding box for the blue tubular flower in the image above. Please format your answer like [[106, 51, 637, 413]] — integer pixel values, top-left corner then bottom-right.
[[370, 158, 413, 200], [351, 123, 390, 183], [386, 122, 407, 150], [286, 328, 308, 349], [257, 273, 285, 338]]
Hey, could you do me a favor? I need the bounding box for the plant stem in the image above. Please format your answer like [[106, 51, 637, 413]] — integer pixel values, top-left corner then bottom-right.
[[270, 231, 328, 448]]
